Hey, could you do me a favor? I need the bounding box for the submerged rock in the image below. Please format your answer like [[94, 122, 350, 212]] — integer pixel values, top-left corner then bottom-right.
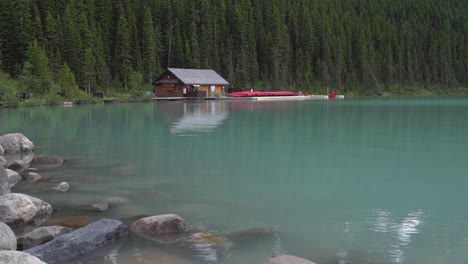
[[0, 133, 34, 153], [27, 172, 42, 183], [52, 182, 70, 192], [104, 196, 130, 206], [131, 214, 189, 243], [185, 232, 228, 247], [0, 193, 37, 226], [7, 159, 27, 173], [45, 215, 94, 228], [25, 219, 128, 264], [17, 226, 73, 250], [264, 254, 316, 264], [32, 156, 64, 168], [0, 250, 46, 264], [0, 222, 17, 250], [75, 202, 109, 212]]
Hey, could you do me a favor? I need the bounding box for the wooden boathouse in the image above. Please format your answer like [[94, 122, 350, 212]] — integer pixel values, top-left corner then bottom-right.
[[154, 68, 229, 98]]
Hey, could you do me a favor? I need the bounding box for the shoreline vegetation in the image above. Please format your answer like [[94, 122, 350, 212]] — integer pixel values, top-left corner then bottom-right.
[[1, 72, 467, 108]]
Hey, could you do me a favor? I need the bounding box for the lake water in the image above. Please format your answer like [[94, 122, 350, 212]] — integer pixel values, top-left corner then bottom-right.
[[1, 97, 468, 264]]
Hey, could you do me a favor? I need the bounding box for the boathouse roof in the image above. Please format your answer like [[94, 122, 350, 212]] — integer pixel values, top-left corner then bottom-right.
[[166, 68, 229, 85]]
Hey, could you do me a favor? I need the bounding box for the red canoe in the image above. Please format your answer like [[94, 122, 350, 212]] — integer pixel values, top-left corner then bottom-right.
[[328, 91, 337, 99], [228, 91, 301, 97]]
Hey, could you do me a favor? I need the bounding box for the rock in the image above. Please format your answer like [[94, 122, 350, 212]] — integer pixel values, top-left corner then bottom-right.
[[264, 255, 317, 264], [0, 250, 46, 264], [6, 169, 22, 187], [45, 216, 94, 228], [0, 193, 37, 226], [25, 219, 128, 264], [0, 156, 6, 167], [3, 152, 34, 168], [0, 144, 4, 156], [32, 156, 64, 168], [0, 169, 21, 196], [76, 202, 109, 212], [17, 226, 73, 250], [0, 133, 34, 153], [26, 172, 42, 183], [7, 159, 27, 173], [104, 196, 130, 206], [183, 232, 229, 262], [0, 222, 17, 250], [0, 167, 9, 195], [22, 194, 53, 226], [131, 214, 189, 243], [51, 182, 69, 192], [185, 232, 228, 247]]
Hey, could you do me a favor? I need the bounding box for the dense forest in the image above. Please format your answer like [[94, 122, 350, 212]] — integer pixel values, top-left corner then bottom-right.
[[0, 0, 466, 99]]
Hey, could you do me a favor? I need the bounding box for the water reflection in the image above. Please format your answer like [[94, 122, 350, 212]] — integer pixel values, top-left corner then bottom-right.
[[367, 209, 426, 263], [155, 101, 228, 135]]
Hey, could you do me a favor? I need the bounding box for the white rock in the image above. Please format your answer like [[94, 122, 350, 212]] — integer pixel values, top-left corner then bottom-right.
[[52, 182, 70, 192], [0, 250, 46, 264], [0, 133, 34, 153], [0, 222, 17, 250], [0, 193, 37, 226]]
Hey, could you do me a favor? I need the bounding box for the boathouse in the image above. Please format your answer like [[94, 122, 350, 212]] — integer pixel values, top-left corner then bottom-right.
[[154, 68, 229, 98]]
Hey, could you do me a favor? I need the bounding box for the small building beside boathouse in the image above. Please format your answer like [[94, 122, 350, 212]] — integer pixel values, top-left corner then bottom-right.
[[154, 68, 229, 98]]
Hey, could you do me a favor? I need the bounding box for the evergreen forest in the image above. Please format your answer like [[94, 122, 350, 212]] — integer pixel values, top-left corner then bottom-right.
[[0, 0, 467, 102]]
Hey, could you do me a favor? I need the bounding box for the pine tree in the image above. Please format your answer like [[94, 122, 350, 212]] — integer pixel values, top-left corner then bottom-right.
[[115, 13, 132, 90], [83, 48, 95, 94], [25, 40, 52, 94], [58, 62, 78, 99], [142, 8, 159, 84]]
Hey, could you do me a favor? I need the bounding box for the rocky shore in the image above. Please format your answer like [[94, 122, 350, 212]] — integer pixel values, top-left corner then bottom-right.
[[0, 133, 318, 264]]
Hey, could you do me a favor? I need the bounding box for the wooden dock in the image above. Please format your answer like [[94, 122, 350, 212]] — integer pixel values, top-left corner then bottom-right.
[[153, 95, 344, 101]]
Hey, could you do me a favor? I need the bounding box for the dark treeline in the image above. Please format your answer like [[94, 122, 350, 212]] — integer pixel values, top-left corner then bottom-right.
[[0, 0, 466, 96]]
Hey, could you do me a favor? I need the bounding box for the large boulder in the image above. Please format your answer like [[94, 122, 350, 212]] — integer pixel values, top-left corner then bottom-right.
[[0, 222, 17, 250], [0, 193, 37, 226], [131, 214, 189, 243], [22, 194, 53, 226], [0, 251, 46, 264], [25, 219, 128, 264], [0, 133, 34, 153], [264, 255, 317, 264], [17, 226, 73, 250]]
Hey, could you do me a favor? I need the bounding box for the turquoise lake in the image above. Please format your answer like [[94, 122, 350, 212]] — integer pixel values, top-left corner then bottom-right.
[[1, 97, 468, 263]]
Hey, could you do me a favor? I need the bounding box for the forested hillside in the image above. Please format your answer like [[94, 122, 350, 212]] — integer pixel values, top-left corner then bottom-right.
[[0, 0, 466, 96]]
